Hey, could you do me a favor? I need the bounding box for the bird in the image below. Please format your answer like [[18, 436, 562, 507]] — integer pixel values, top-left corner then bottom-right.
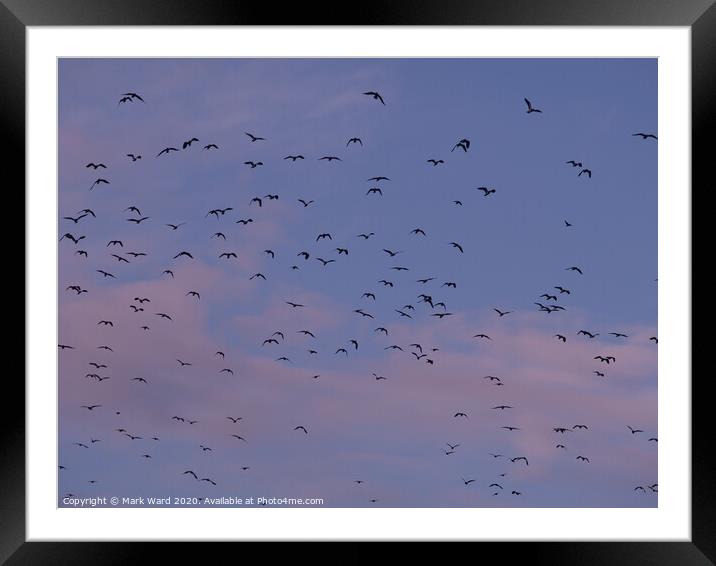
[[347, 137, 363, 146], [566, 160, 582, 168], [298, 199, 314, 207], [182, 137, 199, 149], [461, 478, 476, 486], [578, 169, 592, 178], [122, 92, 144, 102], [284, 155, 304, 161], [63, 213, 88, 224], [524, 98, 542, 113], [566, 266, 583, 274], [203, 143, 219, 150], [156, 147, 178, 157], [427, 159, 444, 166], [452, 138, 470, 152], [632, 133, 657, 140], [476, 187, 496, 196], [578, 330, 599, 338], [244, 161, 263, 168], [294, 426, 308, 434], [366, 187, 383, 196], [627, 426, 643, 434], [126, 153, 142, 161], [245, 132, 265, 142], [609, 332, 629, 338], [88, 177, 111, 191], [650, 336, 658, 343], [363, 91, 385, 105], [576, 456, 590, 463], [493, 308, 511, 317], [511, 457, 529, 465], [81, 404, 101, 410], [319, 156, 341, 162], [166, 222, 186, 230], [454, 412, 468, 418], [219, 252, 237, 259]]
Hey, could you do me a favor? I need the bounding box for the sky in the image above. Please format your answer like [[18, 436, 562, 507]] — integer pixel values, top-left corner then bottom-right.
[[58, 58, 657, 508]]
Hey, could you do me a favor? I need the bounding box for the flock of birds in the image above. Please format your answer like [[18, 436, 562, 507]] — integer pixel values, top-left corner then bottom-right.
[[59, 88, 657, 506]]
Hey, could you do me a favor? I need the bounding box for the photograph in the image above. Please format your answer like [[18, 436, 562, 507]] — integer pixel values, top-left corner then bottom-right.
[[57, 56, 658, 509]]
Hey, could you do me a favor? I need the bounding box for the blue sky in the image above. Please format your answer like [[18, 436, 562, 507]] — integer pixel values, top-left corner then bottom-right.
[[58, 58, 657, 508]]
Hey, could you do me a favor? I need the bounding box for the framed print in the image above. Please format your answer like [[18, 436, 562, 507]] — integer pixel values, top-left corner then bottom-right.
[[7, 0, 706, 560]]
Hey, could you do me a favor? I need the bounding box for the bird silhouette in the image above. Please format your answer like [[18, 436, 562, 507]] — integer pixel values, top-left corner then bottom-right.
[[363, 91, 385, 105], [524, 98, 542, 113]]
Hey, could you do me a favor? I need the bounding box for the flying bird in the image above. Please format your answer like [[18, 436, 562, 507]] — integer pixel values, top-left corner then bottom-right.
[[363, 91, 385, 105], [452, 138, 470, 152], [524, 98, 542, 113], [182, 137, 199, 149]]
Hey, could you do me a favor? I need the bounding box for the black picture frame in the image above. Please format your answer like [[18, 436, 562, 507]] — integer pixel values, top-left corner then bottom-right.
[[6, 0, 705, 560]]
